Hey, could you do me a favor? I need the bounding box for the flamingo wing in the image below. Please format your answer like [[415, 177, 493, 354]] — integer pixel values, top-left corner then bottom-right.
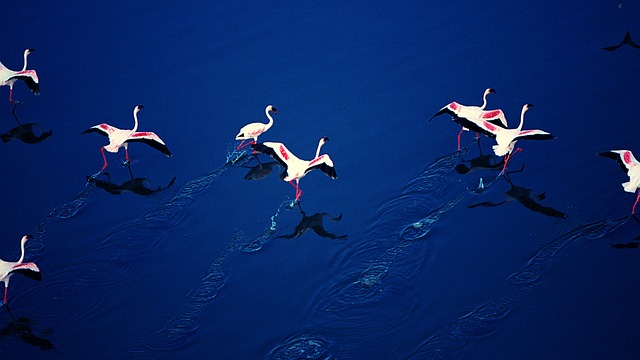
[[14, 74, 40, 95], [252, 142, 300, 169], [306, 155, 337, 179], [126, 132, 172, 156], [481, 109, 508, 128], [9, 262, 42, 281], [429, 102, 460, 121], [82, 123, 118, 137], [598, 150, 639, 174], [514, 129, 555, 142], [451, 116, 498, 139]]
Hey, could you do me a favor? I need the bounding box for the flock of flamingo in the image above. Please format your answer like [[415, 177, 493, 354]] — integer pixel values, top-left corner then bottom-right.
[[0, 48, 637, 308]]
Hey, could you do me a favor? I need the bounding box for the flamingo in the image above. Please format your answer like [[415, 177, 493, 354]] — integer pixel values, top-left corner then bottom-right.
[[0, 49, 40, 103], [1, 235, 41, 305], [236, 105, 278, 150], [252, 137, 337, 202], [598, 150, 640, 214], [430, 88, 508, 150], [452, 104, 555, 174], [82, 105, 171, 171]]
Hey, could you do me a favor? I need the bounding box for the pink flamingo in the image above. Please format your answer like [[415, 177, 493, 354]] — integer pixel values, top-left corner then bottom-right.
[[1, 235, 40, 305]]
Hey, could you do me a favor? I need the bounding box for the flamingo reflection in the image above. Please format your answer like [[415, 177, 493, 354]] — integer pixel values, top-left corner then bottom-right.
[[277, 207, 346, 240], [467, 165, 567, 218]]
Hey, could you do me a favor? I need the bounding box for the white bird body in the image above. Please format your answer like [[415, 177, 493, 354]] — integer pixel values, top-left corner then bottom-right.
[[0, 49, 40, 102], [453, 104, 554, 157], [598, 150, 640, 214], [236, 105, 277, 148], [252, 137, 337, 201], [430, 88, 508, 150], [1, 235, 40, 305], [83, 105, 171, 171], [431, 88, 508, 127]]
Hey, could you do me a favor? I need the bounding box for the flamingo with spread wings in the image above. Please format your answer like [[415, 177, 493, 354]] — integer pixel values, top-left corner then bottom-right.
[[252, 137, 337, 202]]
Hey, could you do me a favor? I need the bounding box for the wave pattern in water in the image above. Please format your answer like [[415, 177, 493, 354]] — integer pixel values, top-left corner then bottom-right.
[[268, 145, 498, 357], [408, 215, 629, 360], [267, 333, 334, 360], [127, 196, 290, 356], [26, 150, 251, 339]]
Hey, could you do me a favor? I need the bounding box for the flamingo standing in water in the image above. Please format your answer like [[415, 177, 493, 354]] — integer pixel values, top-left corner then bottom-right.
[[82, 105, 171, 171], [0, 49, 40, 103], [236, 105, 278, 151], [1, 235, 41, 305], [598, 150, 640, 214], [252, 137, 337, 202], [452, 104, 555, 174], [430, 88, 507, 150]]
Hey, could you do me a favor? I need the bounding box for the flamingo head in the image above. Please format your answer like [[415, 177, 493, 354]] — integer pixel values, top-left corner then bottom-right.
[[524, 103, 534, 110], [321, 137, 329, 145], [485, 88, 496, 96], [267, 105, 278, 114], [25, 48, 35, 56], [20, 234, 32, 248], [135, 105, 145, 111]]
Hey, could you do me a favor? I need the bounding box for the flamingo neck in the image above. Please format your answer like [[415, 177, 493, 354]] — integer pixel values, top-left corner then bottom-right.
[[480, 91, 489, 110], [315, 140, 325, 159], [132, 108, 140, 132], [264, 107, 274, 131], [18, 237, 26, 264], [21, 51, 29, 71], [517, 106, 528, 131]]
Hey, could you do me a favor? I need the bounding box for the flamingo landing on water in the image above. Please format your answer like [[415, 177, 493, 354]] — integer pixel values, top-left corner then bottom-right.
[[0, 49, 40, 103], [82, 105, 171, 172], [1, 235, 41, 305], [236, 105, 278, 152], [598, 150, 640, 214], [451, 104, 555, 174], [252, 137, 337, 202], [430, 88, 508, 150]]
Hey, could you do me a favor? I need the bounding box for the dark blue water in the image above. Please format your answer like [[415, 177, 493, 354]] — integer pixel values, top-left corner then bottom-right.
[[2, 1, 640, 358]]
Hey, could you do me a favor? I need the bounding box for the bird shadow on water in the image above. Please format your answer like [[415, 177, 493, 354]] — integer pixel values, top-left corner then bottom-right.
[[276, 205, 347, 240], [467, 164, 568, 218], [242, 160, 285, 181], [88, 163, 176, 196], [1, 102, 52, 144], [0, 307, 55, 352]]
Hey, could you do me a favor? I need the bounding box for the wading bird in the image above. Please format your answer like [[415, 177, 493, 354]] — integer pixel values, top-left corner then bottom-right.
[[598, 150, 640, 214], [0, 49, 40, 103], [1, 235, 41, 305], [236, 105, 278, 150], [452, 104, 555, 174], [430, 88, 507, 150], [252, 137, 337, 202], [83, 105, 171, 171]]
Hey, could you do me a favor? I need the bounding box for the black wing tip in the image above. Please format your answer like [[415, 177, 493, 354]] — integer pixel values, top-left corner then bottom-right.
[[597, 151, 617, 159]]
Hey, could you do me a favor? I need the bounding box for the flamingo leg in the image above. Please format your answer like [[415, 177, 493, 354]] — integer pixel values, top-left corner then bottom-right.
[[11, 102, 22, 125], [289, 180, 302, 202], [457, 127, 464, 151], [100, 147, 108, 171], [632, 191, 640, 214], [3, 285, 8, 304], [9, 88, 13, 103], [500, 148, 523, 175], [237, 140, 256, 150]]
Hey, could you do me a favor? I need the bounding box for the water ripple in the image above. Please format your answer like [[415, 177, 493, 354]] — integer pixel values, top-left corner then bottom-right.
[[409, 215, 628, 359]]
